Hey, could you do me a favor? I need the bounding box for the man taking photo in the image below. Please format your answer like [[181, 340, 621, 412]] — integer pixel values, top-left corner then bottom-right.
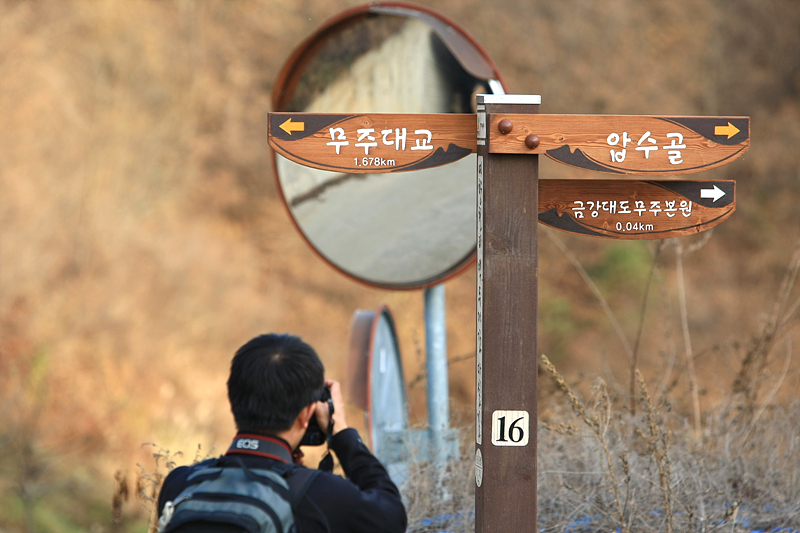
[[156, 333, 407, 533]]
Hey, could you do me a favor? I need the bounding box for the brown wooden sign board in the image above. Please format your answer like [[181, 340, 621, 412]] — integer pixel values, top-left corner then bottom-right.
[[489, 114, 750, 175], [269, 112, 750, 177], [538, 179, 735, 239], [268, 112, 476, 173]]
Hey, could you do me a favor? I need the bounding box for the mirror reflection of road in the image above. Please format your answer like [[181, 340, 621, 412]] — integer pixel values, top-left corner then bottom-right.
[[274, 16, 493, 287], [281, 155, 476, 285]]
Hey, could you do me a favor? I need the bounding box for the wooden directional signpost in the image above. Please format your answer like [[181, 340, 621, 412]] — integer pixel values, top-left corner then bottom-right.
[[269, 113, 477, 173], [489, 114, 748, 175], [268, 98, 750, 533], [538, 179, 735, 239]]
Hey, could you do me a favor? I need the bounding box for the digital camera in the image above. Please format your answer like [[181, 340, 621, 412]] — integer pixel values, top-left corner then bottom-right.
[[300, 386, 333, 446]]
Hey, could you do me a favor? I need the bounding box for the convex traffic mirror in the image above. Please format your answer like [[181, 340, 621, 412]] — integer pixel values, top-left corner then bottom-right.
[[272, 3, 505, 289]]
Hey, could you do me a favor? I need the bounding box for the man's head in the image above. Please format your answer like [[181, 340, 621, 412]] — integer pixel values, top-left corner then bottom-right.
[[228, 333, 325, 434]]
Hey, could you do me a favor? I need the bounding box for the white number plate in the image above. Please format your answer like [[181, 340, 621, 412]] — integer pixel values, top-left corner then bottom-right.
[[491, 410, 529, 446]]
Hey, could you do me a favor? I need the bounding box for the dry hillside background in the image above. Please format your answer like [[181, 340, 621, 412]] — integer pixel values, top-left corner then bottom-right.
[[1, 0, 800, 531]]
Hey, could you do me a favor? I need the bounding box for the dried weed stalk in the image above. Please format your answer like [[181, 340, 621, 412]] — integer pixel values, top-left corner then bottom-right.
[[136, 444, 183, 533], [403, 434, 476, 533], [635, 369, 673, 533], [112, 470, 129, 532], [540, 354, 627, 533], [671, 238, 703, 440], [538, 360, 800, 532], [733, 239, 800, 412]]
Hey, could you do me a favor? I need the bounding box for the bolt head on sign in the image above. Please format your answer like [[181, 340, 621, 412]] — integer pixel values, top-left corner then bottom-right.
[[268, 113, 477, 173]]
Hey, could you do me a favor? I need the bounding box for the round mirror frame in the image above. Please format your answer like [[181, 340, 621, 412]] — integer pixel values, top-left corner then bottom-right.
[[271, 2, 505, 290]]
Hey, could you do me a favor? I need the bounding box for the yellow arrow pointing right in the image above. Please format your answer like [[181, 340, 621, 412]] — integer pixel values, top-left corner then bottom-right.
[[714, 122, 740, 139], [280, 118, 305, 135]]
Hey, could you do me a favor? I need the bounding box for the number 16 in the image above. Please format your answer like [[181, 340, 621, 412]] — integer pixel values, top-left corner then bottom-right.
[[491, 410, 530, 446]]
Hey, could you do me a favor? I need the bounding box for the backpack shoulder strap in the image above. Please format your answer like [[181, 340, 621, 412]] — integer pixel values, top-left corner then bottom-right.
[[286, 467, 332, 533], [286, 467, 321, 508]]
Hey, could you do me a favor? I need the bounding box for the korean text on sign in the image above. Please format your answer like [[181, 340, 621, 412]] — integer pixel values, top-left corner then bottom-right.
[[607, 131, 687, 165], [572, 199, 692, 219], [326, 127, 434, 155]]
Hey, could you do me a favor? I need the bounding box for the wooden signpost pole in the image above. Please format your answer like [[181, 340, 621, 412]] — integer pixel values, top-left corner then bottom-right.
[[266, 96, 750, 533], [475, 94, 541, 533]]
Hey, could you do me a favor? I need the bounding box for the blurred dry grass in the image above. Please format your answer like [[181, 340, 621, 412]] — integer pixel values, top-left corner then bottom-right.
[[1, 0, 800, 531], [532, 361, 800, 533]]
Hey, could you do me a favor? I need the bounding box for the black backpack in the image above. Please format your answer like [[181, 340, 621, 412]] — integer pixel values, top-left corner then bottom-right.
[[158, 455, 320, 533]]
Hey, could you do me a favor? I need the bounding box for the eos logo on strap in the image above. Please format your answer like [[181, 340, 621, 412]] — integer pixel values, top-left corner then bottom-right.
[[236, 439, 259, 450]]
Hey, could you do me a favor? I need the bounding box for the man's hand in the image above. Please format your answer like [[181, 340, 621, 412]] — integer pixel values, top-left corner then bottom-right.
[[316, 379, 348, 435]]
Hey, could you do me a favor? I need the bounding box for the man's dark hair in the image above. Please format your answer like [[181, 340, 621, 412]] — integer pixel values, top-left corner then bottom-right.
[[227, 333, 325, 433]]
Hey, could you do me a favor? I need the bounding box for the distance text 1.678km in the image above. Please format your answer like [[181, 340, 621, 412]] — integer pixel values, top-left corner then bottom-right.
[[354, 156, 396, 168]]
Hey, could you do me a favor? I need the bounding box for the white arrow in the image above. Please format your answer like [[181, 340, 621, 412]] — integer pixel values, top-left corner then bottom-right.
[[700, 184, 726, 202]]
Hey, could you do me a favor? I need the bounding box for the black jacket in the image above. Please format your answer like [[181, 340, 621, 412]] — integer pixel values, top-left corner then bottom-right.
[[157, 428, 407, 533]]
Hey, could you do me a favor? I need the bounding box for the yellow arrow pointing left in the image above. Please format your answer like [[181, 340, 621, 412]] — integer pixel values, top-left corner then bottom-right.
[[714, 122, 740, 139], [280, 118, 305, 135]]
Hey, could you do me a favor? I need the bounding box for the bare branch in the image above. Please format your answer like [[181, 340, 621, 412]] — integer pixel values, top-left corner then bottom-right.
[[545, 229, 633, 362]]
